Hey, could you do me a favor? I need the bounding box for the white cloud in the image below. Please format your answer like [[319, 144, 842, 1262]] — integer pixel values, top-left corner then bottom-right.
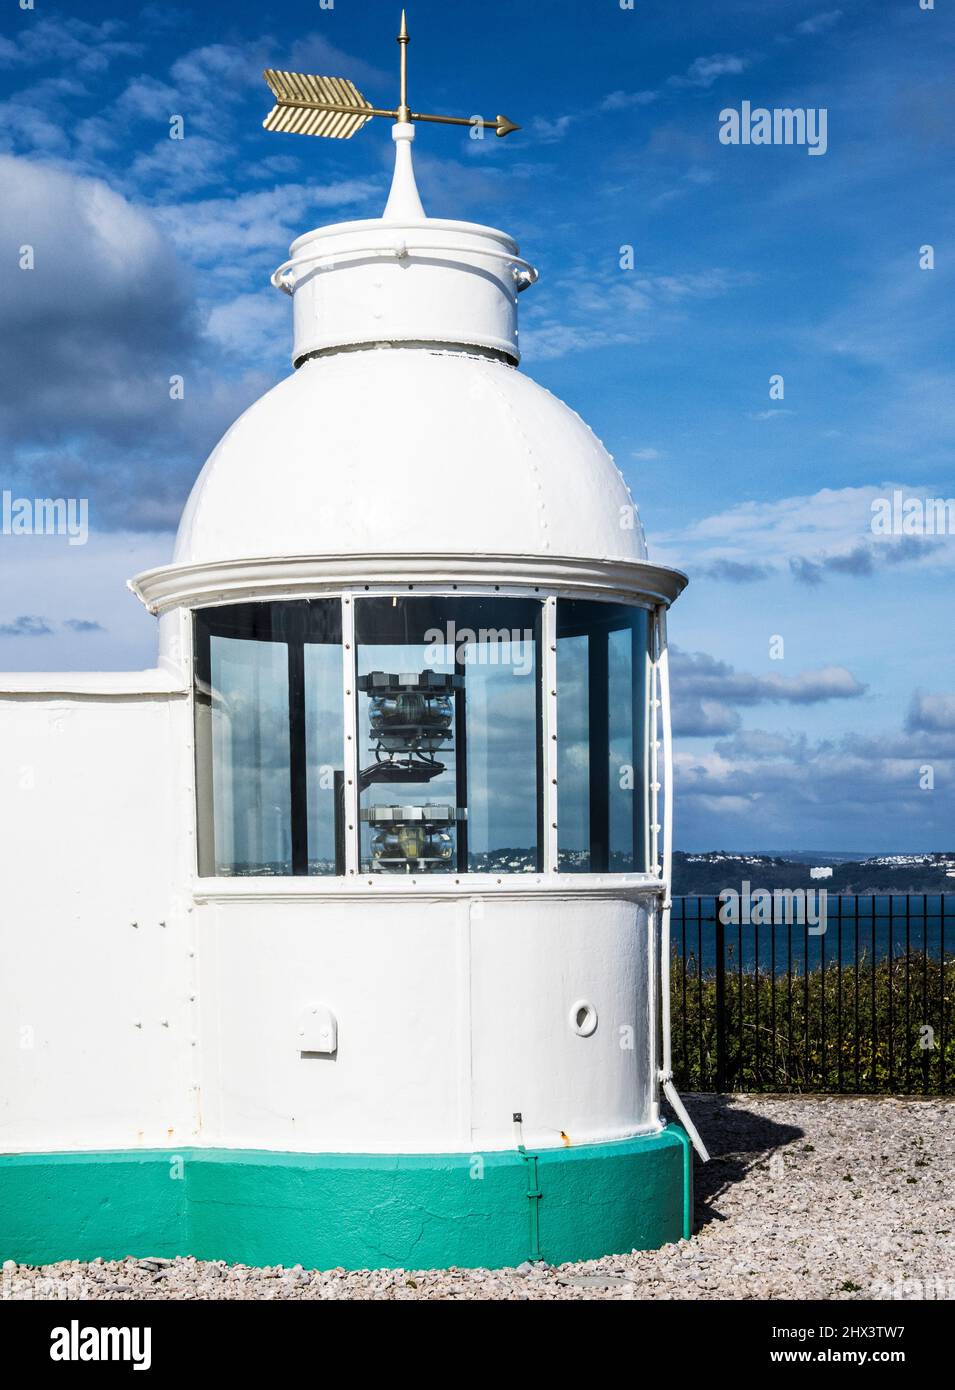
[[520, 264, 756, 363], [205, 292, 288, 358], [0, 155, 280, 527], [531, 114, 575, 143], [673, 698, 741, 738], [673, 714, 955, 847], [795, 10, 844, 37], [152, 180, 381, 272], [0, 155, 197, 443], [113, 75, 179, 123], [671, 648, 867, 739], [651, 484, 955, 579], [671, 54, 751, 89], [0, 17, 139, 74], [126, 134, 232, 196], [518, 323, 637, 362], [907, 691, 955, 734], [602, 90, 658, 112]]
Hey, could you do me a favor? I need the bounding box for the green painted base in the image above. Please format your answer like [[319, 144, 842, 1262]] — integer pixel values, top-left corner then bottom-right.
[[0, 1127, 693, 1271]]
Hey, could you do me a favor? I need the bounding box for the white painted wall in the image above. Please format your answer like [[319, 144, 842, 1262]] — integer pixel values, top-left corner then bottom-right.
[[0, 690, 198, 1153], [192, 891, 658, 1155]]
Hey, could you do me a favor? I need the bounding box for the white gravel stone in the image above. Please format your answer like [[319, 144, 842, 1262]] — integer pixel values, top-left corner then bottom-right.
[[3, 1096, 952, 1301]]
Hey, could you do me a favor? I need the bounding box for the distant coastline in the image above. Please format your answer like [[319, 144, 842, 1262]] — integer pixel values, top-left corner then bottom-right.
[[673, 850, 955, 897]]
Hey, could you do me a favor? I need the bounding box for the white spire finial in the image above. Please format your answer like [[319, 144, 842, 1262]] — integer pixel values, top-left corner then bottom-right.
[[383, 122, 426, 220]]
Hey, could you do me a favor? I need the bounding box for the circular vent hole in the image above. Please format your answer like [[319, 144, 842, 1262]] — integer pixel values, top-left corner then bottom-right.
[[570, 999, 598, 1037]]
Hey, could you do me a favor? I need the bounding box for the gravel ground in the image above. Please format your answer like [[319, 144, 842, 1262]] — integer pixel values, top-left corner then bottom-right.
[[4, 1095, 953, 1301]]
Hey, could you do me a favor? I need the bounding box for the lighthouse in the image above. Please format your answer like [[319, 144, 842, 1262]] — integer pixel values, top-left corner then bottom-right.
[[0, 15, 705, 1272]]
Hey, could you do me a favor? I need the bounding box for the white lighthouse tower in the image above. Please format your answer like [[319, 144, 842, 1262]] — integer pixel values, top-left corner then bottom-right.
[[0, 17, 705, 1271]]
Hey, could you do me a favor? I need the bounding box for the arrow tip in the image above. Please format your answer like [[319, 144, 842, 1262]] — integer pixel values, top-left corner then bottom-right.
[[495, 115, 521, 138]]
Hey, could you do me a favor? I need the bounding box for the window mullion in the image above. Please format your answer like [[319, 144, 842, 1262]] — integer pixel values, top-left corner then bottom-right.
[[542, 596, 558, 873], [649, 607, 663, 877], [288, 633, 309, 876], [341, 594, 360, 876]]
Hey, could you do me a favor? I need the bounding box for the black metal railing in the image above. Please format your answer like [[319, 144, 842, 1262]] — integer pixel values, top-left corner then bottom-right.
[[670, 894, 953, 1094]]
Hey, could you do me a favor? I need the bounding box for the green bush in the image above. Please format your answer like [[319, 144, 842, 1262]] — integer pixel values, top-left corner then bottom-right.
[[670, 949, 954, 1093]]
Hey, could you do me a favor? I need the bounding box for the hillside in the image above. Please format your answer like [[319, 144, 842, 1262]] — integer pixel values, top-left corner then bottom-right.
[[672, 851, 955, 897]]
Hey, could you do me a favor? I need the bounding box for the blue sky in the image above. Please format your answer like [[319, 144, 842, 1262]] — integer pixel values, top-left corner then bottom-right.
[[1, 0, 953, 852]]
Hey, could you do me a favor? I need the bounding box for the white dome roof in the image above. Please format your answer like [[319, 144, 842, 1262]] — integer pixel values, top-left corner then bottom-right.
[[173, 346, 648, 567], [130, 124, 686, 622]]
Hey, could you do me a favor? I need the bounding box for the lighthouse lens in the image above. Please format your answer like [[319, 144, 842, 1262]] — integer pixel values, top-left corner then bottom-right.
[[356, 596, 542, 875], [368, 691, 454, 752], [371, 824, 455, 870]]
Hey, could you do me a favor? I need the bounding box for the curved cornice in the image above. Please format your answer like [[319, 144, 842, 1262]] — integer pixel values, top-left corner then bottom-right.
[[129, 551, 688, 614]]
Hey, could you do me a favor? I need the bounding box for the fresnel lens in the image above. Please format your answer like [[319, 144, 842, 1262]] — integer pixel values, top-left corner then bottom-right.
[[358, 670, 466, 872]]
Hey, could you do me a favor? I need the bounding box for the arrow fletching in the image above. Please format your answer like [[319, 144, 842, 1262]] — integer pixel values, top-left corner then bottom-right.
[[263, 70, 375, 139]]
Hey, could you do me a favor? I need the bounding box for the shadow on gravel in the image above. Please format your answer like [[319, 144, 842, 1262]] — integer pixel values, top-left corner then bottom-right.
[[663, 1093, 805, 1232]]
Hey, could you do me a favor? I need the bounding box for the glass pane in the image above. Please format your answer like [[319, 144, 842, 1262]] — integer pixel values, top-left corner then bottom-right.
[[557, 600, 649, 873], [305, 641, 344, 874], [355, 597, 541, 874], [556, 632, 590, 870], [194, 601, 344, 877], [609, 626, 637, 866], [210, 635, 291, 875]]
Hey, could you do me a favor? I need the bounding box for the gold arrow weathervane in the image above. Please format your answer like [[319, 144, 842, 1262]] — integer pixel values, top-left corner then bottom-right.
[[262, 10, 520, 142]]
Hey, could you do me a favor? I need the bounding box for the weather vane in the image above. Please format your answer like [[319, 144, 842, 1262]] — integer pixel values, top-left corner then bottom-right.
[[262, 10, 520, 142]]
